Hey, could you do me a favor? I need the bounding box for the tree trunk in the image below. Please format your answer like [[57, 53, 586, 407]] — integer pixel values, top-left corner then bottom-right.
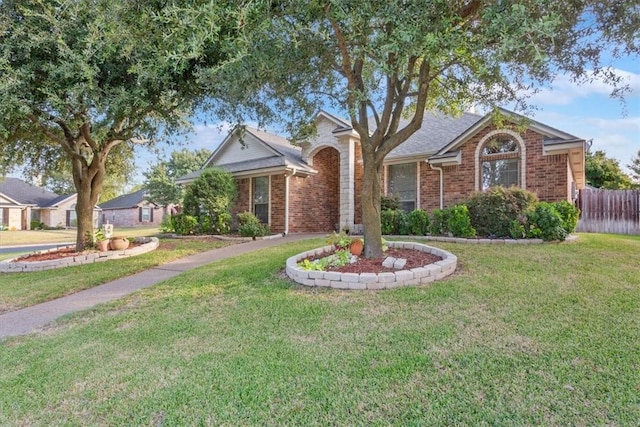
[[361, 149, 384, 258], [75, 184, 95, 251], [71, 153, 105, 251]]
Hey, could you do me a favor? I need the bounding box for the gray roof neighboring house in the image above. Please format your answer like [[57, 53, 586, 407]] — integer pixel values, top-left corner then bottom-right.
[[0, 177, 70, 207], [99, 189, 157, 210]]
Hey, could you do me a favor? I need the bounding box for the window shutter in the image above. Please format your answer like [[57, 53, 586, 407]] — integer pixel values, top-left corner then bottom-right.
[[139, 207, 143, 222], [150, 208, 154, 222], [66, 210, 71, 227]]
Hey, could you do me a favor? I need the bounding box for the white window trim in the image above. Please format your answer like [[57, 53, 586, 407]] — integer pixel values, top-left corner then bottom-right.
[[474, 129, 526, 192], [386, 161, 419, 211]]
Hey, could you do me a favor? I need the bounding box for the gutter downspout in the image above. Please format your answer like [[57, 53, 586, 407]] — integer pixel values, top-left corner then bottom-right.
[[429, 163, 444, 209]]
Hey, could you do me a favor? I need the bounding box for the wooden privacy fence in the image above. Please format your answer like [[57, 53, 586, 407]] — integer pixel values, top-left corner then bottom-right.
[[577, 189, 640, 235]]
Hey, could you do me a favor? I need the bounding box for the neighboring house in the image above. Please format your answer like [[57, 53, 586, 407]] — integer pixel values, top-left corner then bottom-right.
[[98, 189, 166, 227], [0, 177, 99, 230], [177, 108, 586, 234]]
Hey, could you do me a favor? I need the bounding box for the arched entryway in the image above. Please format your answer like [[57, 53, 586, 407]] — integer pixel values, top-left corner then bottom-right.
[[305, 146, 340, 232]]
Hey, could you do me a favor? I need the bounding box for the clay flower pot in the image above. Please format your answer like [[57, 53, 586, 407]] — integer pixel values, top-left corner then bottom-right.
[[109, 236, 130, 251], [96, 240, 110, 252], [349, 238, 363, 256]]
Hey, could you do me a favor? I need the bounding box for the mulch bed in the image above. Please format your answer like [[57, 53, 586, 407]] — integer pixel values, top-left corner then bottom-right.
[[14, 242, 143, 262], [306, 248, 442, 274]]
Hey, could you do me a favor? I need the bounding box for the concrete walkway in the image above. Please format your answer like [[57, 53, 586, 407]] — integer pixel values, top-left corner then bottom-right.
[[0, 234, 319, 339]]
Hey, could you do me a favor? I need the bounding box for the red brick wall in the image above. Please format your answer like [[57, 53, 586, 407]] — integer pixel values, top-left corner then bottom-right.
[[231, 178, 251, 223], [100, 205, 163, 227], [270, 174, 286, 233], [420, 125, 570, 210], [289, 147, 340, 233]]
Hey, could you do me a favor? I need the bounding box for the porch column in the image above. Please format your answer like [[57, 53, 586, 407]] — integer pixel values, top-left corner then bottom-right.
[[338, 136, 355, 231]]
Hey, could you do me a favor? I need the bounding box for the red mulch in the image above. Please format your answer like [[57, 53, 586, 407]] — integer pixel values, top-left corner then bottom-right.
[[15, 242, 142, 262], [306, 248, 442, 274]]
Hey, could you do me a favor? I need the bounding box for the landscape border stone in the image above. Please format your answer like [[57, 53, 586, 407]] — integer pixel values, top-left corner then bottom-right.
[[286, 241, 458, 290], [0, 237, 160, 273]]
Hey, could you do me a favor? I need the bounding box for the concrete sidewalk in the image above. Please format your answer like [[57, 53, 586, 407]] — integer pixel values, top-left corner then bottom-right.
[[0, 234, 319, 339]]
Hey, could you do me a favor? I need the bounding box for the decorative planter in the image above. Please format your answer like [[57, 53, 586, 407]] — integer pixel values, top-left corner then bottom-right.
[[349, 239, 364, 256], [109, 236, 130, 250], [96, 240, 110, 252]]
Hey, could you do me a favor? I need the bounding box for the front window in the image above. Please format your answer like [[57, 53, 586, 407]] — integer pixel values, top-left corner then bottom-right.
[[141, 207, 151, 222], [388, 163, 417, 211], [253, 176, 269, 223], [481, 137, 520, 190]]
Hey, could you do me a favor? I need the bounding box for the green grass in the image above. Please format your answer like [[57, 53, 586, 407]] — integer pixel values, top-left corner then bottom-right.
[[0, 238, 232, 314], [0, 233, 638, 425]]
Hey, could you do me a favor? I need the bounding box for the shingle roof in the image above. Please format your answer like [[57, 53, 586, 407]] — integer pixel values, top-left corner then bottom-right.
[[99, 189, 153, 210], [386, 111, 484, 159], [0, 177, 64, 207]]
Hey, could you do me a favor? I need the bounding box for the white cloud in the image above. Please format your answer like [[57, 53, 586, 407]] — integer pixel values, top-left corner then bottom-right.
[[526, 68, 640, 106]]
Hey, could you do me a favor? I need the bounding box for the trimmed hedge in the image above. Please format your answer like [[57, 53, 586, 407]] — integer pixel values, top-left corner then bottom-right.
[[379, 186, 579, 241]]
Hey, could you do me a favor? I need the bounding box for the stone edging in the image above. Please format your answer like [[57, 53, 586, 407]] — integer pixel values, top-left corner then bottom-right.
[[0, 237, 160, 273], [286, 241, 457, 290]]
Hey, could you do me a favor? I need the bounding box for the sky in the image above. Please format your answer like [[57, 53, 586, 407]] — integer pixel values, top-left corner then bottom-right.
[[137, 58, 639, 186]]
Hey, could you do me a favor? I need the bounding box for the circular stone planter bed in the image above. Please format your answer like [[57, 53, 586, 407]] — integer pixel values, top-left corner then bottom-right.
[[286, 241, 457, 290], [0, 237, 160, 273]]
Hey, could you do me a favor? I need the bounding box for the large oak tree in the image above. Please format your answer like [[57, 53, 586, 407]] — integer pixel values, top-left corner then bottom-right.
[[207, 0, 639, 257], [0, 0, 235, 249]]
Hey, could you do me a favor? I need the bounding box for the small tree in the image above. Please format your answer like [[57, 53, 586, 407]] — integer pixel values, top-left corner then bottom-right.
[[586, 150, 635, 189], [183, 169, 236, 234], [143, 148, 212, 207]]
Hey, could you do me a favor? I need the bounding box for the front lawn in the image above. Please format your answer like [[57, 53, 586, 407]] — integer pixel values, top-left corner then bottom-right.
[[0, 238, 233, 314], [0, 233, 638, 425]]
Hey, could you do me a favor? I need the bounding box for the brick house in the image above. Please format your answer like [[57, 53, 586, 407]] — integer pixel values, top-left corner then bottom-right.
[[98, 189, 166, 227], [0, 177, 100, 230], [177, 109, 586, 234]]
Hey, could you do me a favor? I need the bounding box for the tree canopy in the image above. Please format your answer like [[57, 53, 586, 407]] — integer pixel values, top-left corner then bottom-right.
[[203, 0, 639, 257], [143, 148, 212, 207], [586, 150, 636, 189], [0, 0, 237, 249]]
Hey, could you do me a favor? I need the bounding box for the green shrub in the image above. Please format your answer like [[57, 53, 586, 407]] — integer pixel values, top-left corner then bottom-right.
[[446, 205, 476, 238], [183, 168, 236, 235], [553, 200, 580, 234], [237, 211, 268, 238], [429, 209, 449, 236], [381, 194, 400, 211], [526, 202, 567, 241], [380, 209, 408, 235], [466, 187, 538, 237], [171, 214, 198, 235], [160, 214, 174, 233], [30, 220, 44, 230], [407, 209, 430, 235]]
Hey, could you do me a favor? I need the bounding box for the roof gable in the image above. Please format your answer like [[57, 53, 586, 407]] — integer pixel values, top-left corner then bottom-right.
[[205, 127, 286, 167], [435, 108, 583, 156]]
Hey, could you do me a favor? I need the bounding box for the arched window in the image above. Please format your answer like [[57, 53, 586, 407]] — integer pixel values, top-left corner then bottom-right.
[[479, 135, 521, 190]]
